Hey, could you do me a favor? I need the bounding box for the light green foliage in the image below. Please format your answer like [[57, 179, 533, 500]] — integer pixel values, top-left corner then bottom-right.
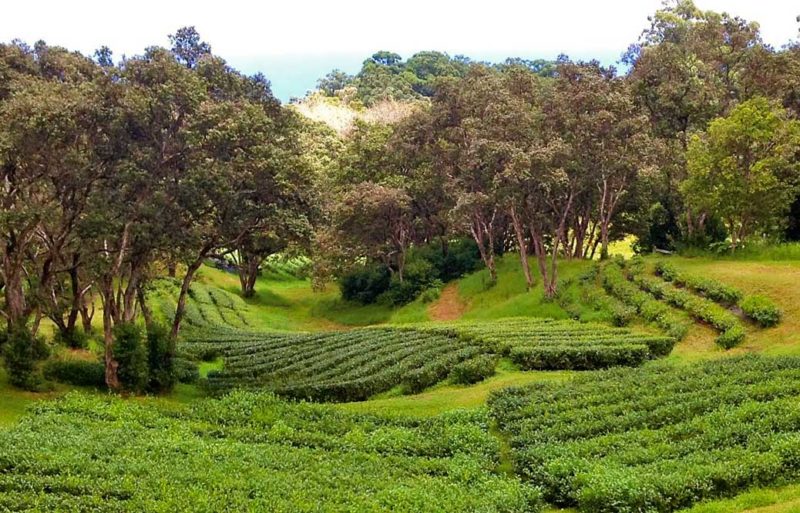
[[683, 98, 800, 246], [740, 295, 783, 328], [632, 272, 745, 348], [490, 355, 800, 512], [655, 261, 743, 305], [600, 263, 691, 340], [0, 392, 541, 512]]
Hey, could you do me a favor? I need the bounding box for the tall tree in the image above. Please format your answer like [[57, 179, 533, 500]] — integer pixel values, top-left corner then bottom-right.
[[683, 97, 800, 248]]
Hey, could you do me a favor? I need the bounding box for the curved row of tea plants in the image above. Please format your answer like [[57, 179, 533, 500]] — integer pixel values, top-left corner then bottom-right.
[[655, 261, 782, 327], [183, 328, 488, 401], [150, 278, 251, 330], [489, 355, 800, 513], [0, 392, 540, 512], [409, 318, 676, 371], [600, 264, 692, 340], [631, 272, 746, 348]]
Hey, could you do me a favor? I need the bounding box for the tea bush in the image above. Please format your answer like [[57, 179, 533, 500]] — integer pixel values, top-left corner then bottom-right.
[[0, 391, 541, 512], [490, 356, 800, 513]]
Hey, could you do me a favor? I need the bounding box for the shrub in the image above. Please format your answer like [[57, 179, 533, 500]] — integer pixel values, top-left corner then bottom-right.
[[113, 323, 149, 393], [419, 285, 442, 304], [411, 238, 482, 282], [379, 259, 438, 306], [53, 327, 89, 349], [44, 360, 105, 388], [654, 261, 679, 281], [449, 355, 498, 384], [2, 327, 49, 390], [489, 355, 800, 512], [510, 344, 649, 370], [610, 303, 636, 327], [146, 323, 175, 393], [339, 265, 390, 304], [172, 357, 200, 384], [339, 239, 481, 306], [740, 295, 782, 327], [717, 324, 746, 349]]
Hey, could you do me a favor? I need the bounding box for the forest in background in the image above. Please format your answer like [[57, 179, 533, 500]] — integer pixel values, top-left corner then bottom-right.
[[1, 0, 800, 393]]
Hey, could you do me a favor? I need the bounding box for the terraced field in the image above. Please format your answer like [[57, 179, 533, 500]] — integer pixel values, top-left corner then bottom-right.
[[490, 355, 800, 513], [184, 328, 486, 401], [181, 317, 676, 402], [0, 392, 538, 512]]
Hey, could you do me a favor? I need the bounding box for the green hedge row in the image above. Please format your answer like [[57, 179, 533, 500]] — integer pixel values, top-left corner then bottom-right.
[[740, 294, 782, 327], [43, 360, 106, 388], [509, 344, 649, 370], [601, 264, 690, 341], [655, 261, 782, 328], [449, 354, 498, 384], [632, 273, 745, 349], [489, 355, 800, 513]]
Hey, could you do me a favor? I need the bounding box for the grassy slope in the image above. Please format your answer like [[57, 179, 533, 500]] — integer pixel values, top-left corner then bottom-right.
[[4, 254, 800, 512]]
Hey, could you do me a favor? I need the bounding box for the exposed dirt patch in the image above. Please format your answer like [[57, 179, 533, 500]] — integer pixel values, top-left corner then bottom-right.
[[428, 283, 468, 321]]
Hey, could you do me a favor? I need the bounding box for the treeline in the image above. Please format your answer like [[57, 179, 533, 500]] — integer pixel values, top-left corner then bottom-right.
[[2, 1, 800, 391], [0, 28, 317, 390], [317, 0, 800, 303]]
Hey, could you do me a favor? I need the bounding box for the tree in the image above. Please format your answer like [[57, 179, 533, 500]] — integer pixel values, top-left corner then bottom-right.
[[683, 97, 800, 248], [624, 0, 767, 244], [317, 69, 353, 96], [169, 26, 211, 69]]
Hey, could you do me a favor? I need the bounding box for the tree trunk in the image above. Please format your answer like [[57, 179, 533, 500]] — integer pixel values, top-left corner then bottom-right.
[[471, 225, 497, 285], [137, 285, 152, 329], [101, 277, 120, 390], [170, 257, 205, 349], [600, 221, 610, 261], [80, 295, 94, 334], [2, 265, 27, 331], [238, 253, 261, 298], [510, 205, 533, 290]]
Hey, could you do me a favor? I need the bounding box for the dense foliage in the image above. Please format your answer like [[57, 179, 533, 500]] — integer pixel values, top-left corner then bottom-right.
[[489, 356, 800, 513], [0, 28, 316, 389], [0, 392, 541, 512], [181, 318, 674, 400], [339, 239, 480, 305], [408, 318, 675, 370], [184, 328, 486, 401]]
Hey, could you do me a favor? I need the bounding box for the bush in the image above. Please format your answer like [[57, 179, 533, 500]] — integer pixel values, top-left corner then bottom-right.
[[610, 303, 636, 327], [411, 238, 482, 282], [510, 344, 649, 370], [717, 324, 746, 349], [449, 355, 498, 384], [146, 323, 175, 393], [740, 295, 782, 327], [489, 355, 800, 512], [419, 284, 443, 304], [113, 323, 149, 393], [339, 265, 390, 304], [173, 357, 200, 384], [2, 327, 49, 390], [53, 327, 89, 349], [44, 360, 105, 388], [339, 239, 482, 306], [379, 259, 438, 306]]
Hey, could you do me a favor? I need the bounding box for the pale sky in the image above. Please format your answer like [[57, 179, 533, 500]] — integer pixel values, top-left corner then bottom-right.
[[2, 1, 798, 100]]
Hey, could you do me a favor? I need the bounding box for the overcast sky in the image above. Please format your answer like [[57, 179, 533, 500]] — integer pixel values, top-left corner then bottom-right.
[[2, 1, 798, 101]]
